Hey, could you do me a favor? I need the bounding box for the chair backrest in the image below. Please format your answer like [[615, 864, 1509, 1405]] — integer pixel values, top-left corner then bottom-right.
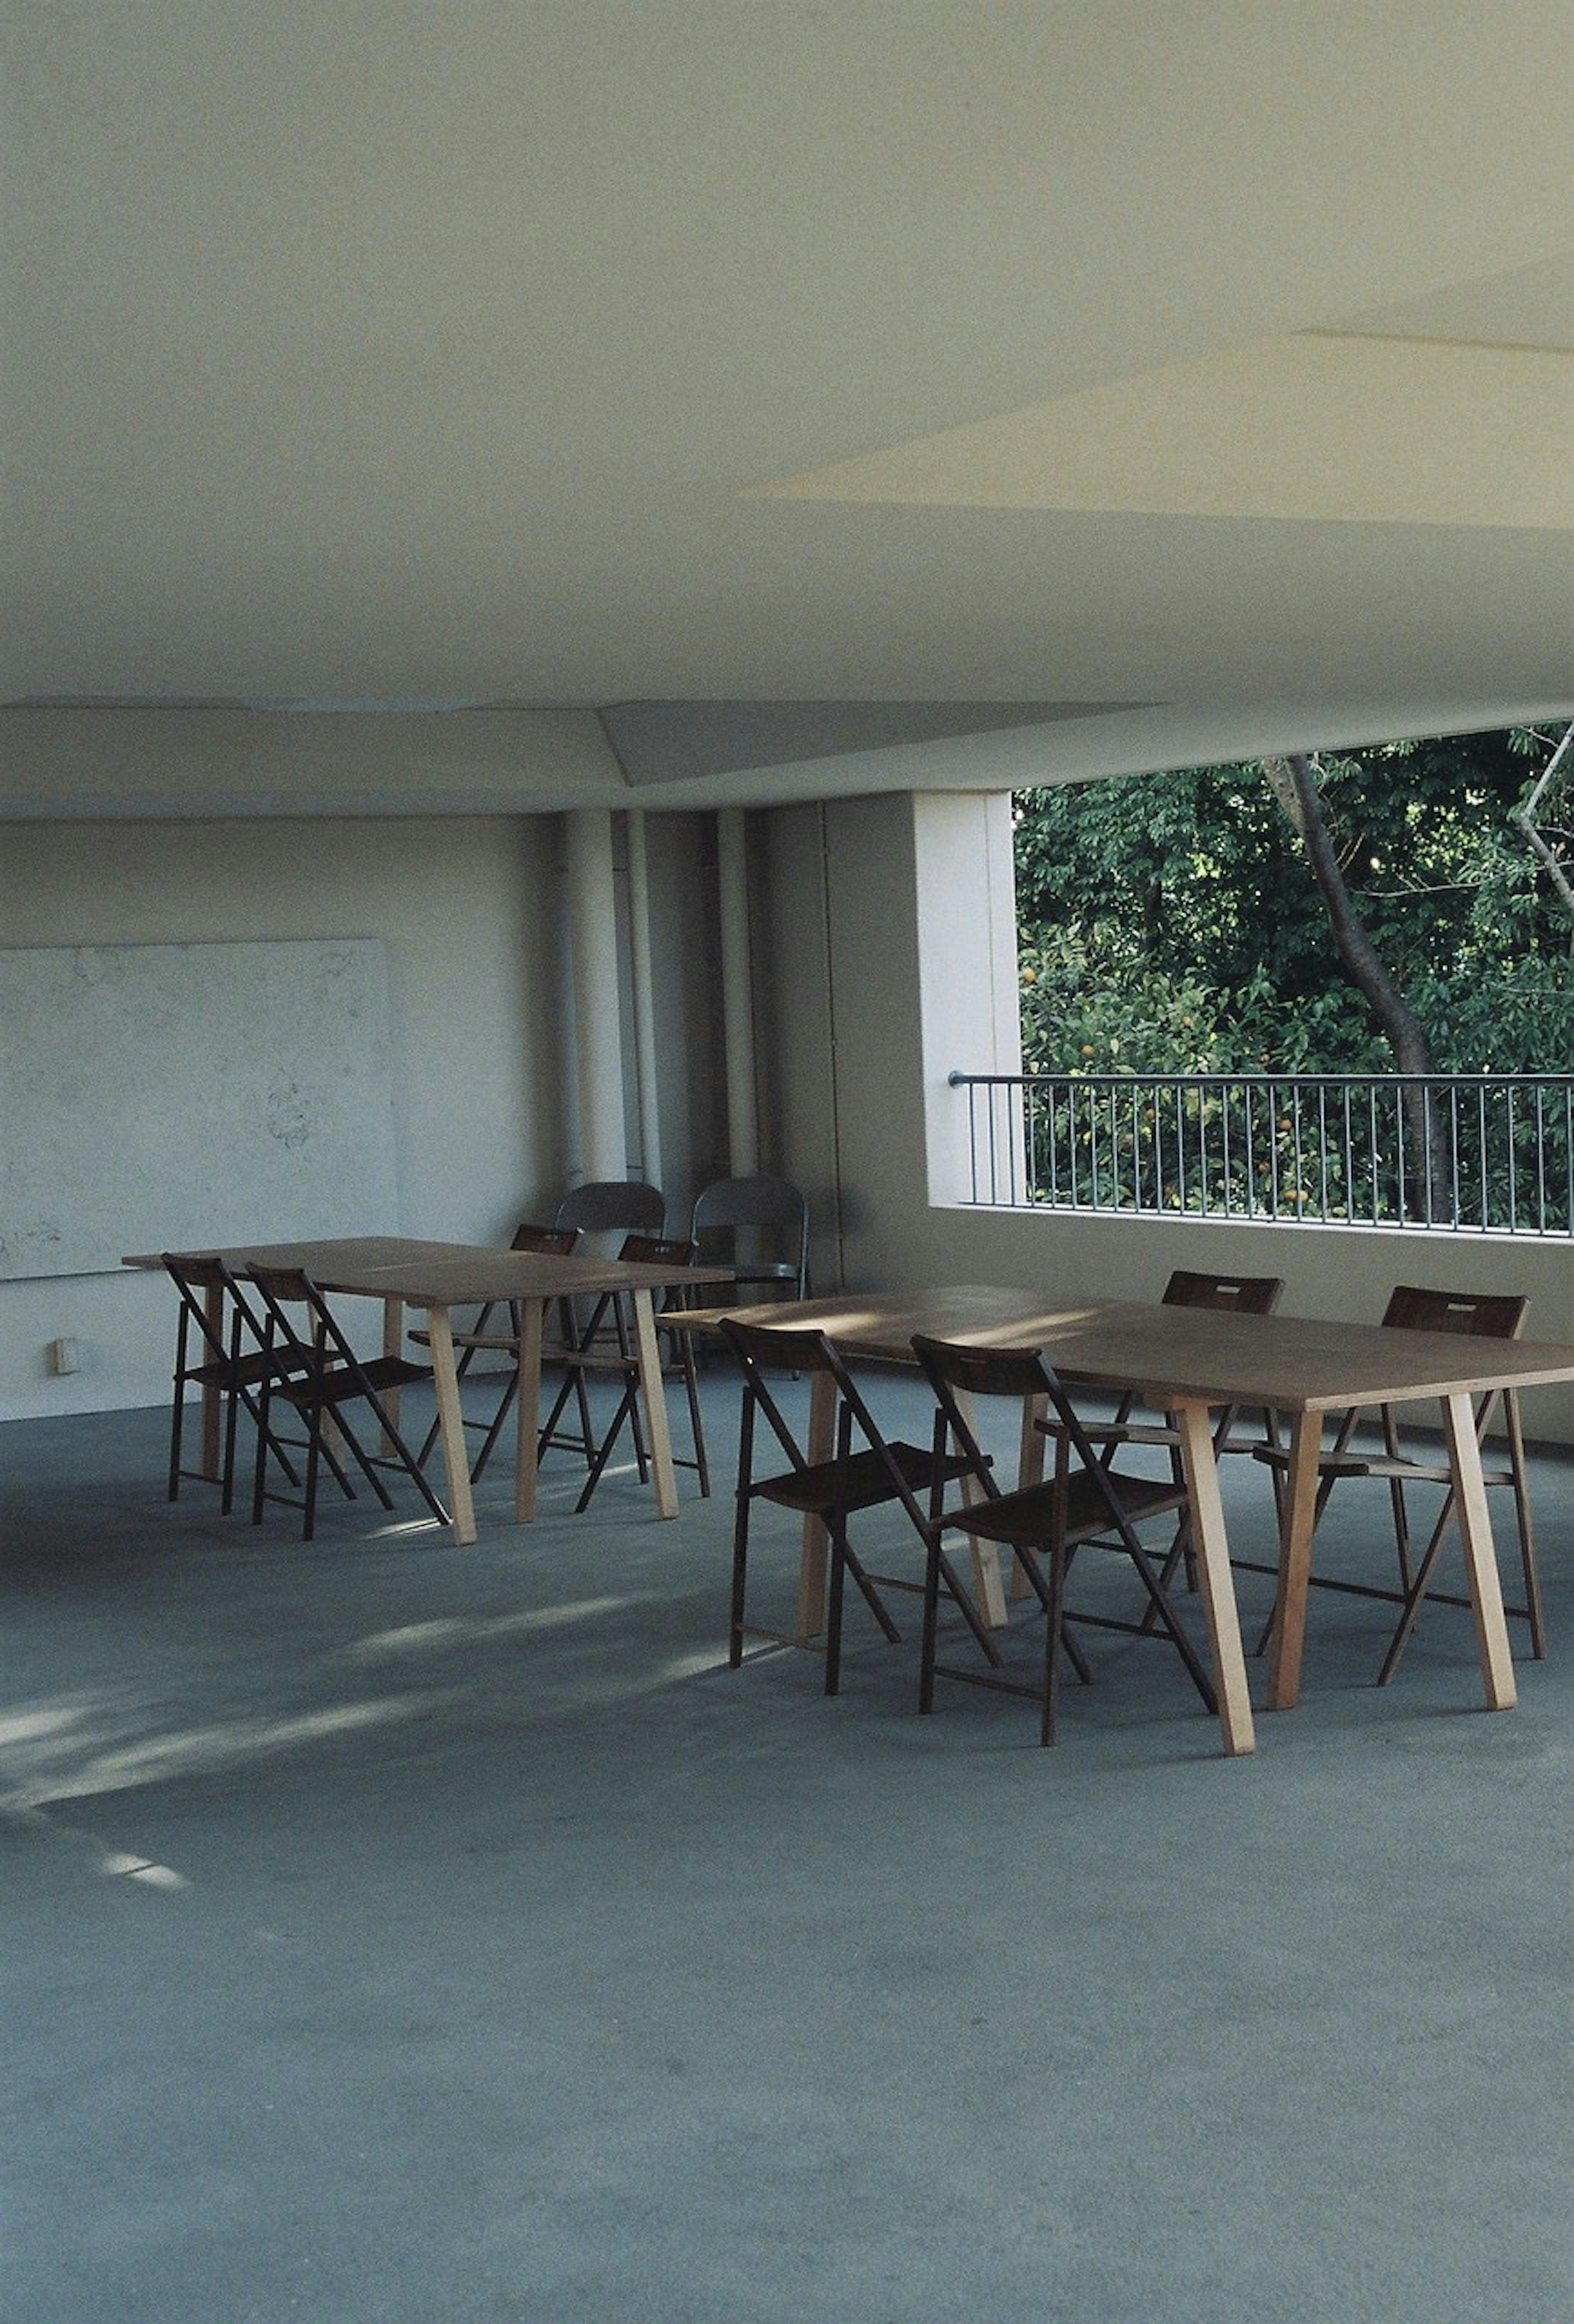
[[692, 1175, 806, 1236], [553, 1180, 666, 1236], [245, 1266, 356, 1378], [911, 1332, 1097, 1500], [1380, 1284, 1529, 1341], [1161, 1269, 1284, 1316], [691, 1175, 810, 1293], [719, 1315, 864, 1478], [1317, 1284, 1531, 1468], [618, 1233, 698, 1269], [911, 1331, 1167, 1560], [163, 1252, 273, 1369], [162, 1252, 236, 1372], [510, 1221, 581, 1257]]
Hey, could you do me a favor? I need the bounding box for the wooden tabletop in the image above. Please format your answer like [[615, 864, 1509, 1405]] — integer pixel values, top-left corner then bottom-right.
[[127, 1237, 735, 1304], [679, 1286, 1574, 1411]]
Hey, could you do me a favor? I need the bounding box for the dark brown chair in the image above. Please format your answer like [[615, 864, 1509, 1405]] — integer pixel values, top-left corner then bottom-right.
[[912, 1334, 1218, 1745], [1250, 1284, 1544, 1675], [247, 1268, 448, 1540], [532, 1234, 710, 1512], [719, 1315, 990, 1694], [1029, 1271, 1284, 1627], [412, 1222, 582, 1472], [161, 1253, 310, 1515], [1061, 1272, 1285, 1471]]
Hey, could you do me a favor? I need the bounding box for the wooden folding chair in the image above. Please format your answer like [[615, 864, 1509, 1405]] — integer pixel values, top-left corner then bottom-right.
[[162, 1252, 309, 1515], [247, 1268, 448, 1540], [719, 1315, 989, 1694], [1250, 1284, 1544, 1675], [912, 1334, 1219, 1745]]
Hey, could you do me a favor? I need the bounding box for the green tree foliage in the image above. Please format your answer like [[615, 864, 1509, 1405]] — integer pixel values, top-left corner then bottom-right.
[[1015, 728, 1574, 1076]]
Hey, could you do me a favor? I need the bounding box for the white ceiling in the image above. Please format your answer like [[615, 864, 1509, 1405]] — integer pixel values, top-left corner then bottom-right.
[[3, 2, 1571, 817]]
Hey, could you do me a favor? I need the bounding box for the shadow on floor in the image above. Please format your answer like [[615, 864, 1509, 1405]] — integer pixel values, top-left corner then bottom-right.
[[3, 1378, 1569, 2324]]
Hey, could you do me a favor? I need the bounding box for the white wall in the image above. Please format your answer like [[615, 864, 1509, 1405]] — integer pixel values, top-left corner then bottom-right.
[[757, 788, 1574, 1443], [0, 808, 732, 1420], [0, 817, 564, 1417]]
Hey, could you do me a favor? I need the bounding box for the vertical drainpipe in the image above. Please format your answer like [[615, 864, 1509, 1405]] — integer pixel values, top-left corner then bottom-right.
[[716, 807, 760, 1175], [626, 809, 662, 1190], [565, 807, 626, 1182]]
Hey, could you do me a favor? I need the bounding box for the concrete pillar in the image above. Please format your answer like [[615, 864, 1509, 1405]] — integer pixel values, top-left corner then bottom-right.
[[625, 809, 662, 1190], [716, 807, 759, 1175], [564, 808, 626, 1181]]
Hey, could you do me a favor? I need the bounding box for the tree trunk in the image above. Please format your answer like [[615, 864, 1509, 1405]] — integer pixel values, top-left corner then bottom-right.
[[1263, 753, 1446, 1216]]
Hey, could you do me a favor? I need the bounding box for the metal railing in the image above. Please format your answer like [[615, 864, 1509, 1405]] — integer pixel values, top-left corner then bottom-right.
[[950, 1072, 1574, 1236]]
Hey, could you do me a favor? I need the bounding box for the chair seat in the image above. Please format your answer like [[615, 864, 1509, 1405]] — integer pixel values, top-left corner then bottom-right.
[[941, 1467, 1188, 1550], [274, 1354, 433, 1409], [753, 1439, 976, 1521], [1322, 1452, 1517, 1487], [185, 1342, 311, 1393], [1251, 1441, 1515, 1487]]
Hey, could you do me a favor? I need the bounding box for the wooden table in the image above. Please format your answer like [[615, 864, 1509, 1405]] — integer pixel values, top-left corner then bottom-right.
[[128, 1237, 733, 1545], [690, 1286, 1574, 1759]]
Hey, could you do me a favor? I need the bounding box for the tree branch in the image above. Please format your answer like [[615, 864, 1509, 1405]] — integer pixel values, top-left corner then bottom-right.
[[1262, 754, 1434, 1075]]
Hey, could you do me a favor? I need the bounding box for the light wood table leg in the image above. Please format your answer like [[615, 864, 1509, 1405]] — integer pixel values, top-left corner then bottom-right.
[[1266, 1414, 1324, 1711], [1008, 1391, 1048, 1599], [1173, 1399, 1256, 1757], [797, 1368, 838, 1637], [380, 1294, 404, 1450], [1442, 1389, 1517, 1710], [200, 1276, 224, 1479], [423, 1305, 476, 1546], [630, 1288, 680, 1520], [512, 1297, 546, 1523], [953, 1385, 1008, 1628]]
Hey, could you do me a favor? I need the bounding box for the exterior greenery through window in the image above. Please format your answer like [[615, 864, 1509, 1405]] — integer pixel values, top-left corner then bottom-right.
[[992, 730, 1573, 1232], [1014, 728, 1572, 1078]]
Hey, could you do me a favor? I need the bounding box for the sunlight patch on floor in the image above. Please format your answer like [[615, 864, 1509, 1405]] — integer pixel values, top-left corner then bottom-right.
[[343, 1596, 645, 1660], [3, 1691, 453, 1811]]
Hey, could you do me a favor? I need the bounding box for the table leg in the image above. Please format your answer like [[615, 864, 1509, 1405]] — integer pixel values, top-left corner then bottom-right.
[[797, 1368, 838, 1637], [380, 1295, 404, 1449], [1008, 1391, 1048, 1599], [512, 1297, 546, 1523], [1441, 1389, 1517, 1711], [1172, 1400, 1256, 1757], [1266, 1414, 1324, 1711], [200, 1276, 224, 1479], [953, 1385, 1008, 1628], [423, 1305, 477, 1546], [629, 1287, 681, 1519]]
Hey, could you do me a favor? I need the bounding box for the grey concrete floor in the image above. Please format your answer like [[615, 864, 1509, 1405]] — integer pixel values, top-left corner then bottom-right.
[[2, 1371, 1569, 2324]]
